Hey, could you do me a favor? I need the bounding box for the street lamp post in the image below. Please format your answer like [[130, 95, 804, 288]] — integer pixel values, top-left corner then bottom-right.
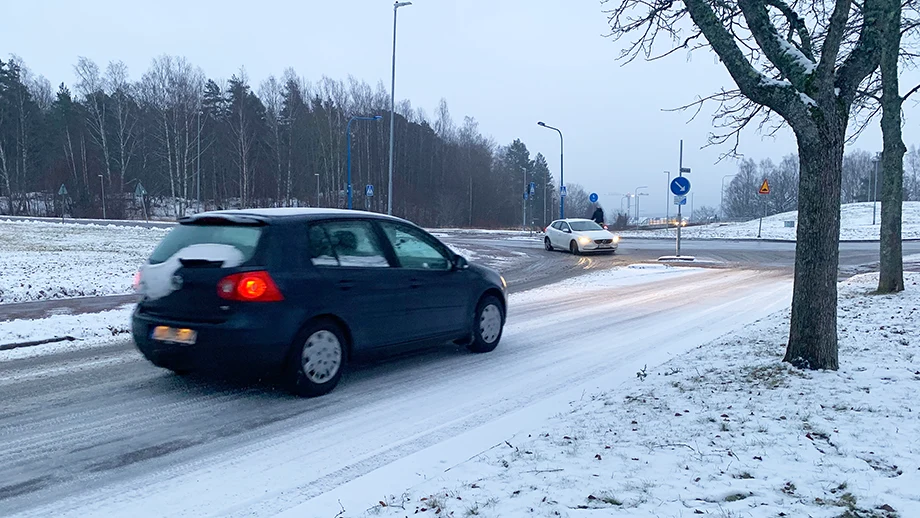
[[537, 121, 564, 218], [663, 171, 671, 225], [315, 173, 320, 207], [98, 174, 106, 219], [635, 186, 648, 229], [387, 1, 412, 216], [873, 152, 881, 225], [720, 174, 737, 221], [347, 115, 382, 210]]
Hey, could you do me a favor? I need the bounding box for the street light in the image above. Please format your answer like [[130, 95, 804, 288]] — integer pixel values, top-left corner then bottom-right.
[[98, 174, 106, 219], [873, 152, 881, 225], [387, 0, 412, 216], [315, 173, 320, 207], [635, 186, 648, 229], [720, 174, 737, 221], [347, 115, 382, 209], [663, 171, 671, 225], [537, 121, 565, 218]]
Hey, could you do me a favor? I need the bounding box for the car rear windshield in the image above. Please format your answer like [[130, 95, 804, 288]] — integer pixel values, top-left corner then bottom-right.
[[148, 224, 263, 265], [569, 221, 603, 231]]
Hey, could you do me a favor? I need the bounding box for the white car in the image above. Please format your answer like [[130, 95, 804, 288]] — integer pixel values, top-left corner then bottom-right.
[[544, 218, 619, 254]]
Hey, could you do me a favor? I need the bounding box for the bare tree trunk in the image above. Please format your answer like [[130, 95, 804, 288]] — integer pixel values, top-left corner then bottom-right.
[[783, 130, 844, 370], [877, 0, 905, 294], [0, 141, 12, 215]]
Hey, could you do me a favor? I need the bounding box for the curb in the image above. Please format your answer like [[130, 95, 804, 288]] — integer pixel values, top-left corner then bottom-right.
[[0, 336, 77, 351]]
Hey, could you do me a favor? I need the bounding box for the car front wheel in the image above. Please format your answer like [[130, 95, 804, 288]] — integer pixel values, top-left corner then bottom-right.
[[569, 241, 580, 255], [287, 320, 347, 397], [467, 295, 504, 353]]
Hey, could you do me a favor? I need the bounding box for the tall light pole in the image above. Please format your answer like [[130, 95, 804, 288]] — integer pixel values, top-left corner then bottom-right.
[[537, 121, 564, 218], [315, 173, 320, 207], [720, 174, 737, 221], [347, 115, 382, 209], [663, 171, 671, 225], [873, 152, 881, 224], [387, 1, 412, 216], [635, 186, 648, 229], [98, 174, 106, 219], [196, 109, 201, 213]]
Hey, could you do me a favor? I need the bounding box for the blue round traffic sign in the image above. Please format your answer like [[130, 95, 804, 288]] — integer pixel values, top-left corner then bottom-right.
[[670, 177, 691, 196], [589, 192, 598, 203]]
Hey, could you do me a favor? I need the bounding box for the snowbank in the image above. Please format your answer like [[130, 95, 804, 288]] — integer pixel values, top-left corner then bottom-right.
[[0, 219, 168, 303], [623, 201, 920, 241], [366, 273, 920, 517], [0, 305, 134, 361]]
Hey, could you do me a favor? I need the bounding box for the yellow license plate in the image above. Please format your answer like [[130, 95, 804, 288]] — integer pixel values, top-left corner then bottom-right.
[[151, 326, 197, 345]]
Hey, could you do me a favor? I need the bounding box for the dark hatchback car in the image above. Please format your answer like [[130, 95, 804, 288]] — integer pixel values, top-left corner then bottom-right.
[[132, 208, 507, 397]]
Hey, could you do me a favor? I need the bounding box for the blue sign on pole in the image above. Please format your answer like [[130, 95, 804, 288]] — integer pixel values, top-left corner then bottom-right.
[[523, 191, 529, 201], [366, 184, 374, 197], [560, 185, 567, 197], [670, 177, 691, 196], [529, 182, 536, 196], [673, 195, 687, 206], [589, 192, 598, 203]]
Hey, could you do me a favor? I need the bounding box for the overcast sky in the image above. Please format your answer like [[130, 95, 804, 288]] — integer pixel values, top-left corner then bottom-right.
[[3, 0, 918, 217]]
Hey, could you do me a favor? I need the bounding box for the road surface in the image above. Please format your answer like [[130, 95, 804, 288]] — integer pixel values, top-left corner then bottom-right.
[[0, 268, 791, 517], [3, 233, 916, 322]]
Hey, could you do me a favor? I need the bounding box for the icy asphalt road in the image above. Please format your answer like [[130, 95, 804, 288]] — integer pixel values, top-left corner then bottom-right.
[[0, 267, 792, 517], [3, 233, 915, 322]]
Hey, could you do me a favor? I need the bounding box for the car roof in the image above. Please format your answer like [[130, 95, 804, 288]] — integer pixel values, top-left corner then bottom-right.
[[181, 208, 410, 225], [554, 218, 594, 223]]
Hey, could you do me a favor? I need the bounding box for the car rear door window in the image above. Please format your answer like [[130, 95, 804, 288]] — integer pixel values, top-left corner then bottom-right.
[[379, 222, 451, 270], [309, 220, 390, 268]]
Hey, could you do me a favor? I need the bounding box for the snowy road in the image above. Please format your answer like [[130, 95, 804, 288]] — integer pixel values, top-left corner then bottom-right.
[[0, 267, 792, 517]]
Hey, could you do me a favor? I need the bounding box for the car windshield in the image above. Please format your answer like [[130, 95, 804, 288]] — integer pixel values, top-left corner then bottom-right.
[[569, 221, 603, 232], [148, 224, 263, 265]]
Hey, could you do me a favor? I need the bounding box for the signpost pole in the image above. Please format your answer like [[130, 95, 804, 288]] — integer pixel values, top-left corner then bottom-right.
[[757, 178, 770, 238], [677, 141, 683, 257]]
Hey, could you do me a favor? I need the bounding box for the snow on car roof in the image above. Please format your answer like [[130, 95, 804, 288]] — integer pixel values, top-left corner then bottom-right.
[[195, 207, 403, 220]]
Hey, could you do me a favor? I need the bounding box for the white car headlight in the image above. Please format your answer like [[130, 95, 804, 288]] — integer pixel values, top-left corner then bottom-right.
[[613, 235, 620, 243], [578, 236, 592, 245]]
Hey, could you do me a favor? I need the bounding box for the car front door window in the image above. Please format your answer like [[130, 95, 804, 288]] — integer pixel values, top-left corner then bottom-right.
[[380, 223, 451, 270]]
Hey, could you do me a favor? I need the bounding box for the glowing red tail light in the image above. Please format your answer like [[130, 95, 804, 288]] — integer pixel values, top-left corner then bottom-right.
[[217, 271, 284, 302]]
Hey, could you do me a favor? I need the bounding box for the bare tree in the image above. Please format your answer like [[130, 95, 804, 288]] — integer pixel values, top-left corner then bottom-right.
[[604, 0, 885, 370], [74, 57, 112, 192], [106, 61, 137, 197], [260, 75, 284, 205]]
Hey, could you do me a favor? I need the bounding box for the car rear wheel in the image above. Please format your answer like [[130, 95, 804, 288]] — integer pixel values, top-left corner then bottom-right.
[[287, 320, 347, 397], [569, 241, 580, 255], [467, 295, 504, 353], [544, 237, 554, 251]]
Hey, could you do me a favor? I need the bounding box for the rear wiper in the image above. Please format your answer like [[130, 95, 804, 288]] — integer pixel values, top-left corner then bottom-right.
[[179, 258, 226, 268]]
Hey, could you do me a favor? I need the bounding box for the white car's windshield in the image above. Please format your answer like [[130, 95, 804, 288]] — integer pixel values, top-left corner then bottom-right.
[[569, 221, 603, 232]]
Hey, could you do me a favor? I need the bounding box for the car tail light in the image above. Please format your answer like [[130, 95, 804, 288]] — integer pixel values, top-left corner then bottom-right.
[[217, 271, 284, 302], [133, 271, 142, 292]]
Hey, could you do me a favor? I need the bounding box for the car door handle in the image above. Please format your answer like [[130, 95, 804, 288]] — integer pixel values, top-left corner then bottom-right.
[[337, 280, 355, 291]]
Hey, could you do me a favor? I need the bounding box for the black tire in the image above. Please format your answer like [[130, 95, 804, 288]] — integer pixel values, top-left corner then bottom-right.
[[569, 241, 580, 255], [544, 237, 554, 251], [468, 295, 504, 353], [286, 319, 347, 397]]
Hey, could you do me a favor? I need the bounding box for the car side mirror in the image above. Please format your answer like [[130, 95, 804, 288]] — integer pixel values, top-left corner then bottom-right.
[[564, 228, 572, 234], [452, 255, 470, 270]]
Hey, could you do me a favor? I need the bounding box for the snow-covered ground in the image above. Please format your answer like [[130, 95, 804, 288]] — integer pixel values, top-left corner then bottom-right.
[[0, 306, 134, 359], [361, 272, 919, 518], [0, 220, 168, 303], [622, 202, 920, 241]]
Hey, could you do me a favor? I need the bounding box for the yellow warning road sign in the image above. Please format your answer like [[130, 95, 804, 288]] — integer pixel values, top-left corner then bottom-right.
[[759, 179, 770, 195]]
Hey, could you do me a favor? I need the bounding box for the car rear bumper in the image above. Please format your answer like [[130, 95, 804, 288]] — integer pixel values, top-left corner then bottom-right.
[[131, 306, 297, 373]]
